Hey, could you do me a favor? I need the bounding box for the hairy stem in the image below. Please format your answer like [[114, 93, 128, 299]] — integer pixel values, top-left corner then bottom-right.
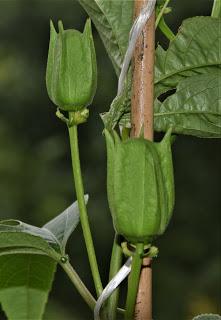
[[68, 123, 103, 297], [60, 261, 96, 310], [125, 243, 144, 320]]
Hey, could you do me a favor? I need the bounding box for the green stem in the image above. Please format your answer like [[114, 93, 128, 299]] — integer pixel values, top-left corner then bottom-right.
[[68, 123, 103, 297], [211, 0, 221, 17], [125, 243, 144, 320], [60, 261, 96, 310], [155, 0, 175, 41], [155, 0, 171, 27], [107, 234, 123, 320], [158, 16, 175, 41]]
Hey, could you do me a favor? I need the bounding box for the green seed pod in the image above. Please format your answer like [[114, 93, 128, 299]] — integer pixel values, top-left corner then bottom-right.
[[46, 19, 97, 111], [104, 129, 175, 244]]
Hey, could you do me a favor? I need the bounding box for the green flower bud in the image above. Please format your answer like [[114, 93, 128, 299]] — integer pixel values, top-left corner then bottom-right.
[[46, 19, 97, 111], [104, 129, 175, 244]]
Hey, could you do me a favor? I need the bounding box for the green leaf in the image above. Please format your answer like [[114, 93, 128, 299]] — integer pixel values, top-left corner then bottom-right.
[[0, 197, 87, 319], [102, 17, 221, 138], [77, 0, 134, 75], [119, 72, 221, 138], [0, 254, 56, 320], [0, 220, 59, 320], [192, 314, 221, 320], [155, 17, 221, 96], [81, 5, 221, 138], [154, 72, 221, 137]]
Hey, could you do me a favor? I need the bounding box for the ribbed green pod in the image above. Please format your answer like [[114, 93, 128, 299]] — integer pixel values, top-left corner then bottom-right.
[[46, 19, 97, 111], [104, 129, 175, 244]]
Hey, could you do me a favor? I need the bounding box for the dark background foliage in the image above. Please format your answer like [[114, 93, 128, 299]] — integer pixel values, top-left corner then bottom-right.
[[0, 0, 220, 319]]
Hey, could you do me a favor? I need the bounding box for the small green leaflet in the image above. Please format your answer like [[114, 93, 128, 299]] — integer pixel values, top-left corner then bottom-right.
[[0, 196, 88, 320]]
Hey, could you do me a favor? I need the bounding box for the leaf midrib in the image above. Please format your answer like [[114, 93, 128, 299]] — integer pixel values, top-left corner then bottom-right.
[[154, 62, 221, 85], [154, 111, 221, 117]]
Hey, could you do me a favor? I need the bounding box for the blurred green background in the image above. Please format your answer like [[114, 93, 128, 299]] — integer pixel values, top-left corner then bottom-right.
[[0, 0, 220, 319]]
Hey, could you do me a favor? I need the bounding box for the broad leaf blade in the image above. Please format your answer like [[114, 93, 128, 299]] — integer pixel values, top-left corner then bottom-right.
[[43, 195, 88, 254], [154, 72, 221, 137], [103, 16, 221, 137], [0, 254, 56, 320], [155, 17, 221, 94], [0, 197, 87, 320], [95, 0, 133, 55], [119, 72, 221, 137]]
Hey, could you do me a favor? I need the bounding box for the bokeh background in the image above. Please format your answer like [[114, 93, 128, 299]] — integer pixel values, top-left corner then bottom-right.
[[0, 0, 220, 319]]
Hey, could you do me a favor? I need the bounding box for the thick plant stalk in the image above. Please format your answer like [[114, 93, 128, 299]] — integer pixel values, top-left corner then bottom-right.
[[68, 123, 103, 297], [130, 0, 155, 319]]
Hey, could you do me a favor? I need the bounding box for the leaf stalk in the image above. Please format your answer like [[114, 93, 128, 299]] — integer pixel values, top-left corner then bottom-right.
[[60, 260, 96, 310]]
